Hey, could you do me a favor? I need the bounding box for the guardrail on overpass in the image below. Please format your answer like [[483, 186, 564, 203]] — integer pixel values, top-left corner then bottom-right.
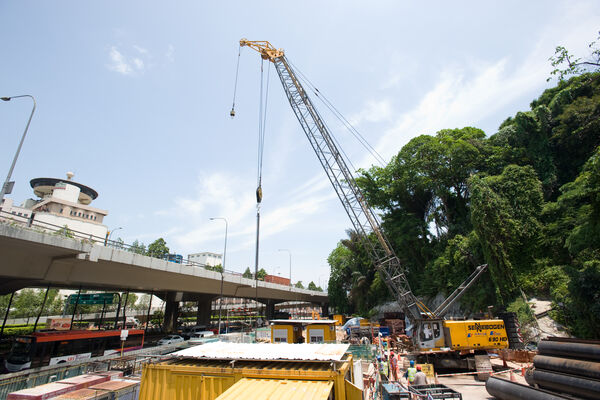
[[0, 221, 328, 305]]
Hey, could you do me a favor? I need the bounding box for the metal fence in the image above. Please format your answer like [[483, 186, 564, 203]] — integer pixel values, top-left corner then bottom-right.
[[0, 346, 173, 399], [0, 362, 91, 399]]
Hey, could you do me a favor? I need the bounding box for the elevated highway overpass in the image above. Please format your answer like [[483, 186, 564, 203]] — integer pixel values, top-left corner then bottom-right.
[[0, 223, 329, 330]]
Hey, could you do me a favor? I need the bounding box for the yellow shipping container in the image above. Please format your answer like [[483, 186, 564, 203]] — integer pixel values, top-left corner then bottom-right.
[[306, 323, 336, 343], [139, 353, 361, 400], [333, 315, 344, 326], [270, 323, 303, 343]]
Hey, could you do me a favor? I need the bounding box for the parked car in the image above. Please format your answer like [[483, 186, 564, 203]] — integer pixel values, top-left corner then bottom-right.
[[157, 335, 185, 345], [189, 331, 218, 345], [181, 325, 209, 339], [191, 331, 214, 338]]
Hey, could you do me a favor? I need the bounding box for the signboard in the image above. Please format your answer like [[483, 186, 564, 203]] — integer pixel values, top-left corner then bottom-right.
[[120, 330, 129, 341], [419, 363, 435, 378], [68, 293, 115, 305], [3, 181, 14, 195], [47, 318, 71, 330]]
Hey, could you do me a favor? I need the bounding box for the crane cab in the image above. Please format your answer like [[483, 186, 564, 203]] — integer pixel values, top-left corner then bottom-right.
[[416, 320, 446, 350]]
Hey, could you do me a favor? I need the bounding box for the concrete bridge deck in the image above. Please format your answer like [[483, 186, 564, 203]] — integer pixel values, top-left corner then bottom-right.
[[0, 223, 328, 305]]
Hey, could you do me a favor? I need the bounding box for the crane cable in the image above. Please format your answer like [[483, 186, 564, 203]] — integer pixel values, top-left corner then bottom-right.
[[289, 60, 387, 167], [230, 45, 242, 118], [256, 59, 271, 203]]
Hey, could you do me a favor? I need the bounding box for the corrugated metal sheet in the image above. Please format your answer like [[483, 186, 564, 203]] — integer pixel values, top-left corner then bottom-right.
[[7, 382, 76, 400], [56, 374, 110, 391], [215, 378, 333, 400], [173, 342, 349, 361], [53, 388, 111, 400], [163, 358, 336, 378], [89, 379, 138, 391], [269, 319, 337, 325]]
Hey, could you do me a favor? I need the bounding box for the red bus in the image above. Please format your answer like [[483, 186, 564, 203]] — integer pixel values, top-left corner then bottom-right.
[[4, 329, 144, 373]]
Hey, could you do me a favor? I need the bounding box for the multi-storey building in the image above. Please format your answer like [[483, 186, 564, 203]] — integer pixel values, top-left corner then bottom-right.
[[187, 252, 222, 267], [0, 172, 108, 240]]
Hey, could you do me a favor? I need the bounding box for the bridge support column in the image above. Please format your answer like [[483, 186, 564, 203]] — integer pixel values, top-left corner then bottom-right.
[[265, 300, 276, 321], [196, 296, 213, 327], [163, 292, 182, 333]]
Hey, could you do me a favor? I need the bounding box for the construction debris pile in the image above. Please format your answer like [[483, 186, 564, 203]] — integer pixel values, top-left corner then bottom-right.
[[486, 337, 600, 399]]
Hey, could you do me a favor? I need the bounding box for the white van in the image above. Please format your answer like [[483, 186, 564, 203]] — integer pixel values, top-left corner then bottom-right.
[[182, 325, 209, 339]]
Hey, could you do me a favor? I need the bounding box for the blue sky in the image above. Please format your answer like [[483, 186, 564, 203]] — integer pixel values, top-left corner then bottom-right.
[[1, 1, 599, 289]]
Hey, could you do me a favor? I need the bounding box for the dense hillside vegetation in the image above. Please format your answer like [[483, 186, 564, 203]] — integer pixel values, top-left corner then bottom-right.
[[327, 71, 600, 339]]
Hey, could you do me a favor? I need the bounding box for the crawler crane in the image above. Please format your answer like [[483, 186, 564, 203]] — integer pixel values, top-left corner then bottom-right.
[[238, 40, 513, 368]]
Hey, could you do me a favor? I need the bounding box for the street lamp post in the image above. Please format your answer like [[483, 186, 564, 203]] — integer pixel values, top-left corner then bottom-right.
[[0, 95, 36, 210], [210, 217, 228, 335], [278, 249, 292, 288], [318, 274, 329, 290], [107, 227, 123, 246]]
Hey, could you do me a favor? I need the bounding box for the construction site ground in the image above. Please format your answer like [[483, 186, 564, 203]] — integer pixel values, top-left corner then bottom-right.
[[429, 358, 528, 399]]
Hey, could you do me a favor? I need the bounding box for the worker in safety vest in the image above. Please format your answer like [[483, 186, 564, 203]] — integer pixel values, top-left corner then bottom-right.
[[389, 351, 398, 381], [404, 360, 417, 384], [381, 354, 389, 382]]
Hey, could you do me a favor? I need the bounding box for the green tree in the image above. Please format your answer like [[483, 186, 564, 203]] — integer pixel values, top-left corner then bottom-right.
[[129, 240, 147, 255], [242, 267, 253, 278], [147, 238, 169, 259], [357, 127, 492, 293], [565, 261, 600, 338], [469, 165, 544, 302], [491, 107, 557, 198], [294, 281, 304, 289], [55, 225, 74, 238], [307, 281, 318, 291], [118, 292, 138, 311], [113, 238, 125, 249], [135, 294, 152, 311], [0, 293, 13, 316], [13, 289, 42, 318], [326, 231, 389, 315], [549, 31, 600, 81], [256, 268, 267, 280], [327, 243, 354, 314], [209, 264, 224, 273]]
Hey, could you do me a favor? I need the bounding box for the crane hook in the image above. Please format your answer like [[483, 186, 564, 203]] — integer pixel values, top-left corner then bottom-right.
[[230, 108, 236, 118]]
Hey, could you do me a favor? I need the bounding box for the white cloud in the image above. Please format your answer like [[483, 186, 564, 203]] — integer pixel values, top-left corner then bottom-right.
[[167, 170, 336, 255], [166, 44, 175, 62], [348, 99, 393, 126], [106, 46, 147, 76], [371, 49, 548, 161], [133, 45, 148, 55], [355, 3, 600, 165], [107, 47, 133, 75], [133, 58, 144, 70]]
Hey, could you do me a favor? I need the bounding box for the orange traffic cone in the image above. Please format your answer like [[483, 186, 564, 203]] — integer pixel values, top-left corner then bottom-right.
[[434, 373, 440, 385], [510, 370, 517, 382], [521, 367, 526, 377]]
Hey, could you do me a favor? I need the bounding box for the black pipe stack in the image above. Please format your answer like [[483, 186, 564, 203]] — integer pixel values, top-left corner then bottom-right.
[[486, 337, 600, 399], [529, 337, 600, 399]]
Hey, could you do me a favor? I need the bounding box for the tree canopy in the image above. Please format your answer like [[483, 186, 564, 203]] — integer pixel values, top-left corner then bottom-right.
[[327, 64, 600, 337]]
